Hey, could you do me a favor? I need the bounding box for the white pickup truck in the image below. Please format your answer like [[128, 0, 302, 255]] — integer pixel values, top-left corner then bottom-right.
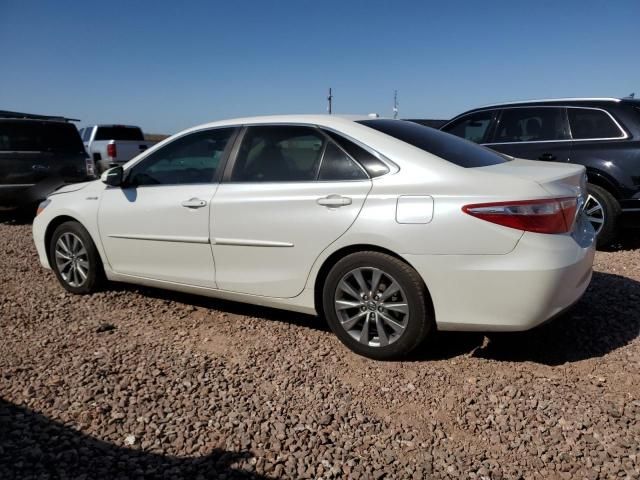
[[78, 125, 156, 173]]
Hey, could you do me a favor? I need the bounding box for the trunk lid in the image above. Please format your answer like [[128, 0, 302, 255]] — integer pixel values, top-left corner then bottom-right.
[[478, 157, 587, 199]]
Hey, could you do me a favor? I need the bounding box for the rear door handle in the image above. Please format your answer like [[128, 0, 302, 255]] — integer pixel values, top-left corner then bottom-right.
[[539, 153, 556, 161], [317, 194, 352, 207], [181, 198, 207, 209]]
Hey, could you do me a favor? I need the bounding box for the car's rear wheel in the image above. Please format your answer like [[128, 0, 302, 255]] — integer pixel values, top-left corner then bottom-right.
[[49, 221, 103, 294], [585, 183, 620, 248], [322, 251, 433, 360]]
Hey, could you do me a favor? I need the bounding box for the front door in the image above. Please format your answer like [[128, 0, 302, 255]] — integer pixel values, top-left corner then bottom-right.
[[98, 127, 237, 288], [485, 107, 572, 163], [211, 125, 372, 298]]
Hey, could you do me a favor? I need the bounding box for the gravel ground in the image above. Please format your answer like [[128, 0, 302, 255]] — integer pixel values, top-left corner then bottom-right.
[[1, 215, 639, 479]]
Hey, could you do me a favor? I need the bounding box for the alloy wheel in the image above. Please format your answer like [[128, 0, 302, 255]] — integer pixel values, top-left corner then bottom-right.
[[334, 267, 409, 348], [54, 232, 89, 287], [583, 194, 605, 235]]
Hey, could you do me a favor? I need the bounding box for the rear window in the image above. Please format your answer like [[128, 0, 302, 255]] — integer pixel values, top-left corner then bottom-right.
[[0, 120, 85, 153], [358, 119, 509, 168], [94, 126, 144, 141], [568, 108, 625, 139]]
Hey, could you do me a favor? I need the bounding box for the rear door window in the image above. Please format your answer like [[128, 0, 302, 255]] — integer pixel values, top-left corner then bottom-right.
[[493, 107, 569, 143], [568, 108, 625, 139], [441, 110, 495, 143], [231, 126, 326, 182], [358, 119, 508, 168], [318, 142, 368, 181]]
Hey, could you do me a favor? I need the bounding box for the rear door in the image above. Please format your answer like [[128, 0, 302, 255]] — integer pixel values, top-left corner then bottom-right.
[[211, 125, 372, 298], [485, 107, 572, 163]]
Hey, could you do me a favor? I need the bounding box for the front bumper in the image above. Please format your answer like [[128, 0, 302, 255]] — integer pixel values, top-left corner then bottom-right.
[[404, 221, 596, 332]]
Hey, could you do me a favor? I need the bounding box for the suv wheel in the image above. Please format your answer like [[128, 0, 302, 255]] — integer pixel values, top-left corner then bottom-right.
[[585, 183, 620, 248], [49, 221, 104, 294], [322, 251, 433, 360]]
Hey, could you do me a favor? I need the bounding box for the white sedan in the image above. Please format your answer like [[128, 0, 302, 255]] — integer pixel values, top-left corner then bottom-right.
[[32, 115, 595, 359]]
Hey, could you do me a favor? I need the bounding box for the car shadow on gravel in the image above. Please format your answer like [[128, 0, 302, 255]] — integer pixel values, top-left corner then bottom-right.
[[469, 271, 640, 365], [0, 209, 35, 225], [113, 269, 640, 366], [114, 283, 329, 332], [601, 229, 640, 251], [0, 398, 272, 479]]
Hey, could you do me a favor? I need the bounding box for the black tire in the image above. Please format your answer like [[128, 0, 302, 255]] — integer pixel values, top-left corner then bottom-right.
[[322, 251, 433, 360], [49, 221, 104, 294], [586, 183, 620, 248]]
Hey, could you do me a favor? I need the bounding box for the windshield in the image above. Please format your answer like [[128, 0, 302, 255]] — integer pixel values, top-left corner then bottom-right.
[[0, 120, 85, 153], [95, 126, 144, 141], [357, 119, 509, 168]]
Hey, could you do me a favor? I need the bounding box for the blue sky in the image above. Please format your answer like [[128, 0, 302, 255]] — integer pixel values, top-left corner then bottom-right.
[[1, 0, 638, 134]]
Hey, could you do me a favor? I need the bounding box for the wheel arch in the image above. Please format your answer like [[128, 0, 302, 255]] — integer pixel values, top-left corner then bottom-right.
[[312, 243, 434, 320], [44, 215, 91, 267], [585, 168, 622, 200]]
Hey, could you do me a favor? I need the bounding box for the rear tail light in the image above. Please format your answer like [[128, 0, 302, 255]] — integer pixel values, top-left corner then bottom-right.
[[85, 157, 96, 177], [107, 142, 117, 159], [462, 197, 578, 234]]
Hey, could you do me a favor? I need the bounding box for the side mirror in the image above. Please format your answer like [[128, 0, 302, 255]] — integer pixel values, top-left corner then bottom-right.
[[101, 166, 124, 187]]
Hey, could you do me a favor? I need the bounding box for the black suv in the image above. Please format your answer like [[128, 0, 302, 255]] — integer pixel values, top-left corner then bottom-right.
[[0, 111, 94, 209], [441, 98, 640, 246]]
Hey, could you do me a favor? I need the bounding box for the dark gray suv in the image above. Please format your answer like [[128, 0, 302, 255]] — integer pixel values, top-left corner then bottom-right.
[[441, 97, 640, 247], [0, 111, 94, 209]]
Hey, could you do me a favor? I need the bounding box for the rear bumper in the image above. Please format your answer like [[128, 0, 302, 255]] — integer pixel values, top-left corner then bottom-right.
[[404, 220, 596, 332]]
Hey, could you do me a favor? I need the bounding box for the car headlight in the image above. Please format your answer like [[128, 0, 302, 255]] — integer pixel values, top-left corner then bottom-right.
[[36, 199, 51, 216]]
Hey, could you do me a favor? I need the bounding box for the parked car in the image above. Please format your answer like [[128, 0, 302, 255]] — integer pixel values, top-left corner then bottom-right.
[[441, 97, 640, 247], [0, 110, 95, 209], [33, 115, 595, 359], [78, 124, 155, 173]]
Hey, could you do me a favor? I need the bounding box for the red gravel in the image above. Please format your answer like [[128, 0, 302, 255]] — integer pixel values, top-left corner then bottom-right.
[[1, 216, 639, 479]]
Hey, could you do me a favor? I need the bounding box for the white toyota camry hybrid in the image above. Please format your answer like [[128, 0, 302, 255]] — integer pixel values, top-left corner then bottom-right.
[[32, 115, 595, 359]]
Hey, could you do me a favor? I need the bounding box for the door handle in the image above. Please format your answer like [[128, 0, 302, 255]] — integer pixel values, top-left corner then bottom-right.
[[181, 198, 207, 209], [538, 153, 556, 161], [317, 194, 352, 207]]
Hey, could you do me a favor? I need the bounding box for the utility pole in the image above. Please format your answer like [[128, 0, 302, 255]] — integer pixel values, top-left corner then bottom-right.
[[327, 88, 333, 114], [393, 90, 399, 119]]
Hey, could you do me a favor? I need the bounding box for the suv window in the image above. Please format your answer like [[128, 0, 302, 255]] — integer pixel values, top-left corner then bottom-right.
[[83, 128, 92, 142], [127, 128, 234, 186], [0, 120, 85, 153], [358, 119, 508, 168], [95, 126, 144, 141], [568, 108, 625, 139], [494, 107, 568, 143], [232, 126, 326, 182], [442, 110, 494, 143]]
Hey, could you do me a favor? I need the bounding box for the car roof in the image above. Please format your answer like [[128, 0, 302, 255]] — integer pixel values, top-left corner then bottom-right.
[[177, 114, 382, 135], [443, 97, 639, 126], [0, 110, 79, 122]]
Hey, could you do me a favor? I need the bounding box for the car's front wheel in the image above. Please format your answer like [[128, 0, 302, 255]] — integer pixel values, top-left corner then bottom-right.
[[322, 251, 433, 360], [49, 221, 103, 294], [585, 183, 620, 248]]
